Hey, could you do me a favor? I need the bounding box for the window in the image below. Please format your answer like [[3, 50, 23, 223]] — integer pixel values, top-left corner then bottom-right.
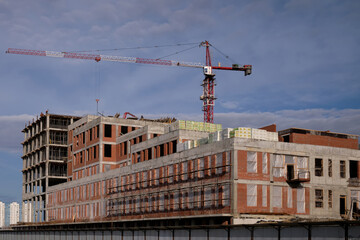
[[247, 152, 257, 173], [262, 153, 268, 174], [273, 186, 282, 208], [147, 147, 151, 160], [93, 146, 97, 159], [204, 187, 211, 208], [297, 188, 305, 213], [315, 158, 323, 176], [340, 160, 346, 178], [287, 187, 293, 208], [223, 184, 230, 206], [315, 189, 323, 208], [262, 185, 267, 207], [136, 152, 140, 163], [172, 140, 177, 153], [328, 159, 332, 177], [121, 126, 128, 135], [328, 190, 333, 208], [104, 124, 112, 138], [273, 155, 284, 177], [104, 144, 112, 158], [350, 160, 358, 178], [82, 133, 85, 144], [160, 144, 164, 157]]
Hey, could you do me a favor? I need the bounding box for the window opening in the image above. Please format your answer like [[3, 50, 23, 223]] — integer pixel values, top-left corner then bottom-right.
[[287, 165, 295, 180], [104, 144, 112, 158], [328, 190, 333, 208], [273, 155, 284, 177], [315, 189, 323, 208], [350, 160, 358, 178], [340, 195, 346, 215], [283, 135, 290, 142], [340, 161, 346, 178], [247, 184, 257, 207], [121, 126, 128, 135], [315, 158, 323, 176], [247, 152, 257, 173], [297, 188, 305, 213], [262, 153, 268, 174], [273, 186, 282, 208], [160, 144, 164, 157], [172, 140, 177, 153], [262, 185, 267, 207], [104, 125, 112, 138], [328, 159, 332, 177], [124, 142, 127, 156], [147, 148, 152, 160]]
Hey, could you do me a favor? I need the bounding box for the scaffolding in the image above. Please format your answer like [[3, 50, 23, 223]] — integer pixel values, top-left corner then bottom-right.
[[106, 163, 232, 217]]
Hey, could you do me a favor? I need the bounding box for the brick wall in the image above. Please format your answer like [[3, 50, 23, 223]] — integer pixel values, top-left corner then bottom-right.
[[290, 133, 358, 149]]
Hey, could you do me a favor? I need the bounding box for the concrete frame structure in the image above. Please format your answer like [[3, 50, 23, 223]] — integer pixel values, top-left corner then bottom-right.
[[9, 202, 19, 225], [21, 113, 80, 222], [44, 115, 360, 225]]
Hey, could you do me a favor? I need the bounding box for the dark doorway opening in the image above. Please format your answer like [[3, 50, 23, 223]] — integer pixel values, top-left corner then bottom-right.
[[350, 161, 358, 178], [287, 165, 295, 180], [340, 195, 347, 216]]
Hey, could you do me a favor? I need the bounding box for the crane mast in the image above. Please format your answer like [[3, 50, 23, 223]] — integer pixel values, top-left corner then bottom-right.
[[6, 41, 252, 123]]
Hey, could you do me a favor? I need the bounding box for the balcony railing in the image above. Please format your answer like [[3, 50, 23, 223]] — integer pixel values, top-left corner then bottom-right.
[[287, 170, 310, 183], [348, 178, 360, 187]]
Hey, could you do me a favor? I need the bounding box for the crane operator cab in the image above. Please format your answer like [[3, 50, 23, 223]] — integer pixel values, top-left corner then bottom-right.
[[203, 66, 213, 75]]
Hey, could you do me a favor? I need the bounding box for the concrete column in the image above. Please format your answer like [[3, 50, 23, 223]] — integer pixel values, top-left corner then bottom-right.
[[99, 123, 103, 171], [270, 154, 274, 182], [231, 150, 238, 216], [152, 147, 156, 160], [45, 162, 49, 191], [165, 143, 168, 156], [31, 198, 34, 222]]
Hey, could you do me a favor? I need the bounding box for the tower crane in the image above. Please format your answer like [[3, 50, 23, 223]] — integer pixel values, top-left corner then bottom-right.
[[6, 41, 252, 123]]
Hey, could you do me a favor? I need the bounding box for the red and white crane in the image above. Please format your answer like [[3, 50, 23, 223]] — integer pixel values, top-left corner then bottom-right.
[[6, 41, 252, 123]]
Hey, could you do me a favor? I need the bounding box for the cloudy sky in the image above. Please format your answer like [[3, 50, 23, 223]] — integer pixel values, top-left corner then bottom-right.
[[0, 0, 359, 210]]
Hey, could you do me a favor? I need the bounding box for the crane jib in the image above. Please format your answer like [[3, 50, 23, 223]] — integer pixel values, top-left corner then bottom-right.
[[135, 58, 172, 66], [6, 48, 204, 68]]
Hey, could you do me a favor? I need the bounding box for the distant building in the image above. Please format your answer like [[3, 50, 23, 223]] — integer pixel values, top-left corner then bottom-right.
[[0, 201, 5, 228], [9, 202, 19, 225], [22, 202, 31, 223]]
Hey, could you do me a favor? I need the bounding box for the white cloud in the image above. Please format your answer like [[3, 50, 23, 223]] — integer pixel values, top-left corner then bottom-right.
[[220, 100, 239, 109]]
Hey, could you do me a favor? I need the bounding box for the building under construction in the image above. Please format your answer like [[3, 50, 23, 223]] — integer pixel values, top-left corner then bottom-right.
[[21, 113, 360, 225], [21, 113, 80, 222]]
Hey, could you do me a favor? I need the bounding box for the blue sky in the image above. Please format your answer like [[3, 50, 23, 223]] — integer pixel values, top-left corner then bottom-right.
[[0, 0, 360, 215]]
